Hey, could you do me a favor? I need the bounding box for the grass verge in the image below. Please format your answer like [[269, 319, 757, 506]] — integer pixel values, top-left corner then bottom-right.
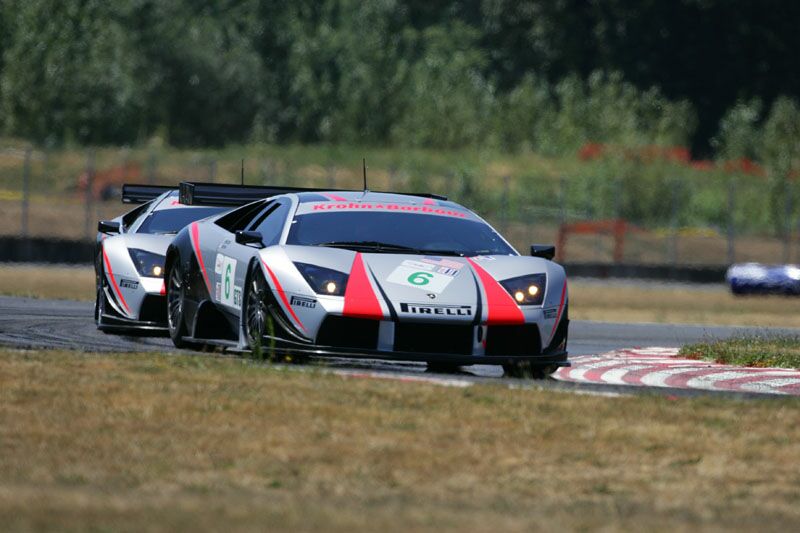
[[680, 336, 800, 369], [1, 348, 800, 531], [571, 280, 800, 328], [0, 264, 95, 301]]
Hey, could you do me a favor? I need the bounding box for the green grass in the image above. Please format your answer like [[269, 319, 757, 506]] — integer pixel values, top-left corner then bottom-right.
[[3, 348, 800, 531], [680, 336, 800, 369]]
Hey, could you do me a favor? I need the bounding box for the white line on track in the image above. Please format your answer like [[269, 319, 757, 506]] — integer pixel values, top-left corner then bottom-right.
[[597, 365, 651, 384], [738, 378, 800, 393], [684, 370, 800, 390], [639, 367, 707, 387]]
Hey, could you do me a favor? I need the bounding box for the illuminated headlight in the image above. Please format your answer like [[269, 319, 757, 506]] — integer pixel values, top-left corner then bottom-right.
[[499, 273, 546, 305], [294, 262, 348, 296], [128, 248, 166, 278]]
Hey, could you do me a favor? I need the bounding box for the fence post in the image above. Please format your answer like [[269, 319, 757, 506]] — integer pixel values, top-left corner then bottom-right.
[[669, 178, 679, 265], [209, 159, 217, 183], [727, 177, 736, 265], [84, 150, 95, 240], [21, 147, 32, 237], [501, 175, 510, 233], [327, 165, 336, 189], [559, 176, 567, 226], [147, 150, 156, 184]]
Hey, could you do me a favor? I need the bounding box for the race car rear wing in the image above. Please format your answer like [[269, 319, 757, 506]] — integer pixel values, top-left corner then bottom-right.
[[122, 184, 174, 204], [178, 181, 447, 207], [179, 182, 320, 206]]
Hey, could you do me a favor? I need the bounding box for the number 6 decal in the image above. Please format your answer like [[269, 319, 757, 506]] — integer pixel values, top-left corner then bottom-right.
[[407, 271, 433, 286]]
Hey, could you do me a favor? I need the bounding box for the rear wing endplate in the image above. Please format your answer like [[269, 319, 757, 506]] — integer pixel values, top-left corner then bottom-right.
[[122, 184, 174, 204]]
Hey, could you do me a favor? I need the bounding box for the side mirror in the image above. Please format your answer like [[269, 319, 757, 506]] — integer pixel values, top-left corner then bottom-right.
[[530, 244, 556, 260], [236, 230, 264, 247], [98, 220, 120, 234]]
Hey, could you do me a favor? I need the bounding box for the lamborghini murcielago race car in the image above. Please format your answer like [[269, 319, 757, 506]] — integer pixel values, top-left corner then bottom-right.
[[95, 185, 229, 331], [165, 182, 569, 375]]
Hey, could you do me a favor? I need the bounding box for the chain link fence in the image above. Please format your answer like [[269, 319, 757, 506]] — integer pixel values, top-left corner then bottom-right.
[[1, 143, 797, 266]]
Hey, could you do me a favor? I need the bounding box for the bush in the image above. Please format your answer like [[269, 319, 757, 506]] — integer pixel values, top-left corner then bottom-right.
[[711, 98, 763, 160], [1, 0, 143, 145], [391, 23, 496, 149], [497, 71, 697, 157]]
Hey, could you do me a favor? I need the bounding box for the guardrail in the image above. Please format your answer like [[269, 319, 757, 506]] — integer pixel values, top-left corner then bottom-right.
[[0, 236, 95, 264]]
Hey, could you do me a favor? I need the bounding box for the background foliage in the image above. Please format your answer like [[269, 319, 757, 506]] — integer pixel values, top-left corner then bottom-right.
[[1, 0, 800, 166]]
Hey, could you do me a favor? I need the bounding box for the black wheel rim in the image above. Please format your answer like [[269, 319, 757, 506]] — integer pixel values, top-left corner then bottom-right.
[[245, 273, 268, 347], [167, 267, 183, 335]]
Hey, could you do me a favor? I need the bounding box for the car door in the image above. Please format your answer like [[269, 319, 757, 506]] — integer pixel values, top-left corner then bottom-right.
[[216, 199, 292, 314]]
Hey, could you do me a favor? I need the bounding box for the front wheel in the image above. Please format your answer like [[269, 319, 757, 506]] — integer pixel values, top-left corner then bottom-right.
[[243, 266, 271, 351], [95, 262, 115, 334], [166, 261, 196, 349], [242, 265, 305, 364]]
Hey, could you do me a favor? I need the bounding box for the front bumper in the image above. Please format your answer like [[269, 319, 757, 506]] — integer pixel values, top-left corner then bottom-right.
[[100, 285, 167, 331]]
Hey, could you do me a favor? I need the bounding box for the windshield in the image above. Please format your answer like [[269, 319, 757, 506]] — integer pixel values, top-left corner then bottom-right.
[[136, 207, 226, 234], [287, 212, 516, 256]]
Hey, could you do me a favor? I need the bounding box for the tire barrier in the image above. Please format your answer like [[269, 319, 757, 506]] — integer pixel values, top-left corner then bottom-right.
[[0, 236, 94, 264]]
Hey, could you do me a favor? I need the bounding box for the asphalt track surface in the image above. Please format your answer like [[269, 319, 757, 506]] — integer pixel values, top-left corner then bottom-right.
[[2, 295, 798, 398]]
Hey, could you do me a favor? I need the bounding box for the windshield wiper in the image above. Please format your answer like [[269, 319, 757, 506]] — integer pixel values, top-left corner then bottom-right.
[[317, 241, 464, 256], [318, 241, 417, 252]]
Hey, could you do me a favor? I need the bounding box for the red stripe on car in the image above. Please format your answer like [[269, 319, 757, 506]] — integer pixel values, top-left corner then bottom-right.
[[102, 245, 131, 314], [261, 260, 306, 332], [466, 258, 525, 325], [323, 192, 348, 202], [343, 253, 384, 319], [550, 279, 568, 338], [423, 198, 436, 206], [190, 222, 211, 293]]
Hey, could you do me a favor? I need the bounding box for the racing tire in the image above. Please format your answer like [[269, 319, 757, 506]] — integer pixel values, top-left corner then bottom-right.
[[242, 264, 306, 364], [95, 261, 118, 334], [503, 362, 558, 380], [166, 260, 200, 350], [243, 266, 269, 350]]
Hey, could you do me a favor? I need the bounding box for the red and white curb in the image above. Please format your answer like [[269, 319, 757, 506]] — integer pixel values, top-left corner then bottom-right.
[[555, 347, 800, 396]]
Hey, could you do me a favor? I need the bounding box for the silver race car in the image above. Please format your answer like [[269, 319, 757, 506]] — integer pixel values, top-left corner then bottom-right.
[[95, 185, 228, 331], [165, 182, 569, 375]]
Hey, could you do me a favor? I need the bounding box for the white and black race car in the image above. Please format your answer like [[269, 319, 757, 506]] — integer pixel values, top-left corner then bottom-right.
[[95, 185, 228, 331], [165, 182, 569, 376]]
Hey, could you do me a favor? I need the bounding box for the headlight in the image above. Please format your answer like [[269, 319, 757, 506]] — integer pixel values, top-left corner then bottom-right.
[[128, 249, 165, 278], [499, 273, 546, 305], [294, 262, 348, 296]]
